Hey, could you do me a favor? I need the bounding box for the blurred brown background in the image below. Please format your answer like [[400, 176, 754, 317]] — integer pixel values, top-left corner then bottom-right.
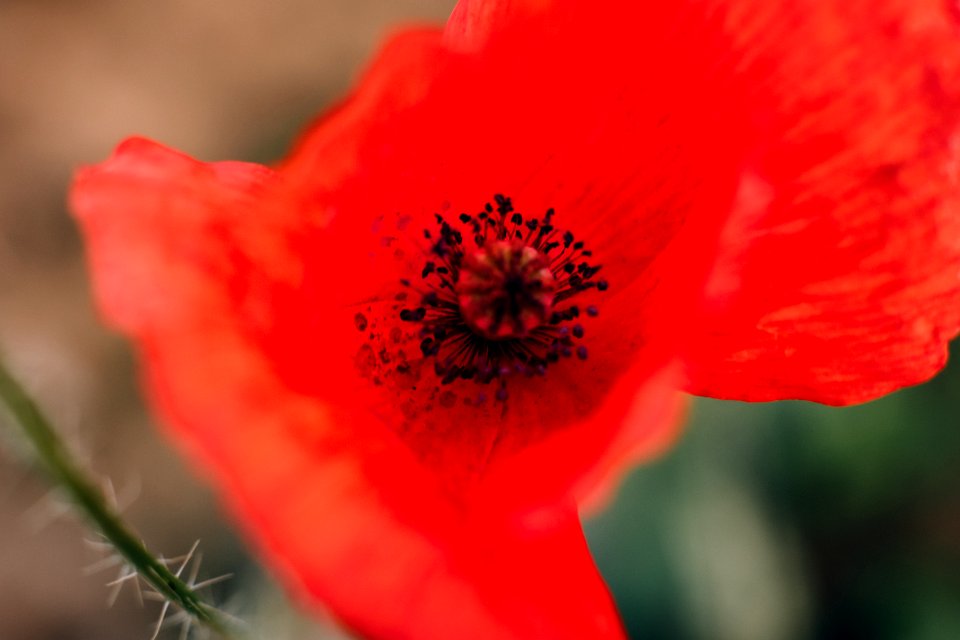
[[0, 2, 452, 638], [3, 2, 960, 640]]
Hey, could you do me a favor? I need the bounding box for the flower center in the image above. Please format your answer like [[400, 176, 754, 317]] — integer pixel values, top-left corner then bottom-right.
[[395, 195, 608, 400], [457, 240, 557, 340]]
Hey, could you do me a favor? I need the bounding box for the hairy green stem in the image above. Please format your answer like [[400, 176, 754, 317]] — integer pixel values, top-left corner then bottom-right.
[[0, 357, 240, 639]]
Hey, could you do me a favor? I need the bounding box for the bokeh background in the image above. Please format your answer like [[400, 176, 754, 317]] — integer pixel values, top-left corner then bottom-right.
[[1, 1, 958, 638]]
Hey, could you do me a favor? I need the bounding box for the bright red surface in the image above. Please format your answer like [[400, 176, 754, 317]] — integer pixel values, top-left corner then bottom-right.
[[70, 1, 960, 638]]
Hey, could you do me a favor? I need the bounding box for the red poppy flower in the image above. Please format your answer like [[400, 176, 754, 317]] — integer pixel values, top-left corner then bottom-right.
[[70, 0, 960, 638]]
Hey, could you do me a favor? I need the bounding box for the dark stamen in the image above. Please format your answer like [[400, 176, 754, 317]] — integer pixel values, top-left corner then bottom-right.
[[387, 196, 607, 400]]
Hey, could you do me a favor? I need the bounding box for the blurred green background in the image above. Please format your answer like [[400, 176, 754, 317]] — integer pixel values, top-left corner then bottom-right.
[[1, 1, 958, 638]]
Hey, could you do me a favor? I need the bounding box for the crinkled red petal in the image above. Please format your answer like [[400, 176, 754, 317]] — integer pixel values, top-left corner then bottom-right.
[[683, 0, 960, 404], [445, 0, 548, 49]]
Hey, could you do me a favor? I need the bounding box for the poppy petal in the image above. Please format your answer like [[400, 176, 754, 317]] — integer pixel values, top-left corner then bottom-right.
[[71, 138, 628, 638], [445, 0, 548, 49], [683, 0, 960, 404]]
